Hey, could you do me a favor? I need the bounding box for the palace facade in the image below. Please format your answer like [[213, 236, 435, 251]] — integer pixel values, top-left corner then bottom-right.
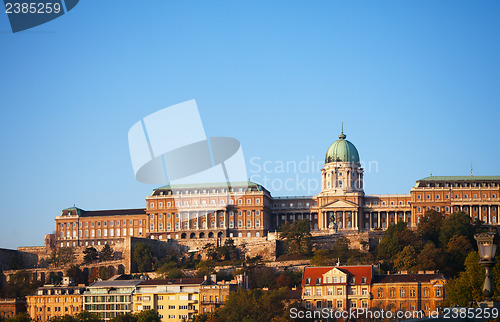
[[54, 131, 500, 246]]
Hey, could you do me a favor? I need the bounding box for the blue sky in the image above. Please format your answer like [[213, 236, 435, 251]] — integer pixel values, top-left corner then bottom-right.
[[1, 1, 499, 249]]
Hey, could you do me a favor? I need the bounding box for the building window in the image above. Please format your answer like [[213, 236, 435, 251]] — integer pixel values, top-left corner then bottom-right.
[[238, 220, 242, 228], [229, 220, 234, 228], [400, 289, 406, 297], [377, 289, 383, 298], [150, 224, 154, 231], [256, 220, 260, 228], [423, 288, 429, 297], [305, 278, 311, 285], [410, 289, 415, 297], [246, 220, 251, 228]]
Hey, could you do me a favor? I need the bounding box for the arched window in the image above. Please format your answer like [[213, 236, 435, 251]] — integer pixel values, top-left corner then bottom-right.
[[339, 180, 343, 188], [256, 220, 260, 228], [229, 220, 234, 228], [238, 220, 242, 228], [247, 220, 251, 228]]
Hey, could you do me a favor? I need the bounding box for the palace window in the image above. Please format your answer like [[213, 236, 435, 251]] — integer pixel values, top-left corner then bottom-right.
[[238, 220, 242, 228], [247, 220, 251, 228], [229, 220, 234, 228], [256, 220, 260, 228], [378, 289, 383, 298]]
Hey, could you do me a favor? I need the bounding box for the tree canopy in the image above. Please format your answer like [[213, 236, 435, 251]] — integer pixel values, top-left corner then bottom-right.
[[278, 219, 312, 255]]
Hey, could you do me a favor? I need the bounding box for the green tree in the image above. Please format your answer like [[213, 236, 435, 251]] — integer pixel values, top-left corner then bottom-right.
[[195, 260, 216, 278], [444, 235, 474, 277], [100, 244, 114, 262], [445, 251, 484, 306], [166, 268, 185, 279], [58, 247, 76, 266], [417, 210, 444, 245], [48, 315, 77, 322], [66, 265, 84, 285], [74, 311, 101, 322], [134, 310, 161, 322], [331, 236, 351, 264], [99, 267, 111, 280], [83, 247, 99, 264], [4, 270, 41, 298], [310, 249, 331, 266], [417, 242, 445, 271], [439, 211, 474, 247], [46, 272, 62, 285], [278, 219, 312, 255], [276, 269, 302, 288], [377, 222, 419, 261], [133, 243, 154, 272], [393, 245, 418, 271], [110, 313, 135, 322], [216, 288, 288, 321], [4, 313, 33, 322]]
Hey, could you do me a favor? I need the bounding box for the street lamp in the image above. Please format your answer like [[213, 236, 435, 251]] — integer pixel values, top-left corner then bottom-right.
[[475, 232, 499, 302]]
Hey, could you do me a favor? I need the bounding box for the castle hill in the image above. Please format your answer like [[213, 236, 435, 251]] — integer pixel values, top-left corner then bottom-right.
[[1, 130, 499, 321]]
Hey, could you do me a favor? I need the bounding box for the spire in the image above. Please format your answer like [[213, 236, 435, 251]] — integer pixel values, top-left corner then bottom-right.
[[338, 122, 346, 139]]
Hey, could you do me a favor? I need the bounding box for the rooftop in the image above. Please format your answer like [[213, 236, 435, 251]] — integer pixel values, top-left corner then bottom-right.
[[418, 176, 500, 182], [302, 265, 373, 286], [153, 180, 265, 192], [138, 278, 205, 286], [372, 273, 445, 284]]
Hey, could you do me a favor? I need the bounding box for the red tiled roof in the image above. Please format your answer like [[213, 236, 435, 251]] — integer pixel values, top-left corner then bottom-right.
[[302, 266, 373, 286]]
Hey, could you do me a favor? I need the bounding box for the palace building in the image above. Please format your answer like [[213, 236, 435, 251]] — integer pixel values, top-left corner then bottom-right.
[[54, 130, 500, 246]]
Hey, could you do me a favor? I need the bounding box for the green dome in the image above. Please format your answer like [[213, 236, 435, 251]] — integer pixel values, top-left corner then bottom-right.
[[325, 132, 360, 163]]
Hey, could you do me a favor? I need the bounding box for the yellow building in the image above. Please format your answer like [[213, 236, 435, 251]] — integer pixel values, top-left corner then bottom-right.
[[302, 265, 375, 311], [27, 281, 86, 322], [82, 278, 141, 320], [371, 271, 446, 314], [133, 278, 204, 322]]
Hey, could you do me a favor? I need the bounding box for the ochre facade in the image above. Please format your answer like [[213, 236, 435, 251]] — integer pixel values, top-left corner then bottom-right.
[[53, 131, 500, 246]]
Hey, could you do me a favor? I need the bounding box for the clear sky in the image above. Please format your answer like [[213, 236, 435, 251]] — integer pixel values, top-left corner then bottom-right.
[[1, 1, 499, 249]]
